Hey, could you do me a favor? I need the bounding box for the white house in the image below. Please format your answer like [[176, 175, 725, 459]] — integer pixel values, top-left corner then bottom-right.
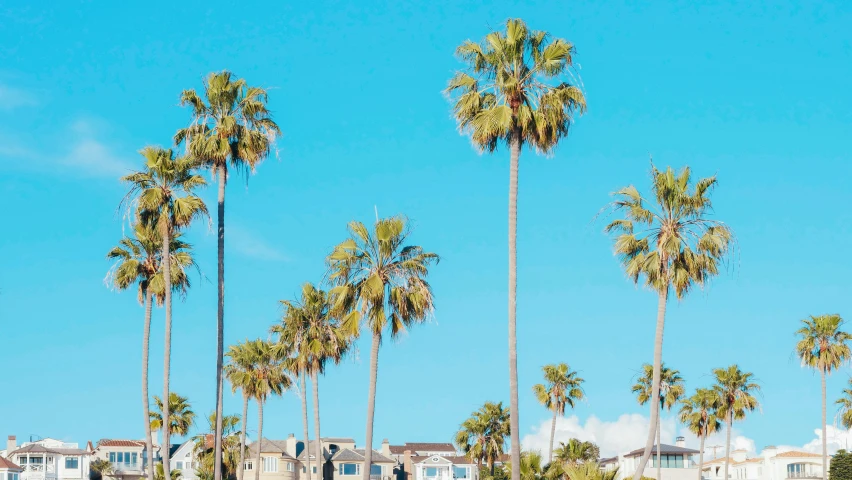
[[4, 437, 92, 480], [600, 437, 700, 480], [702, 447, 827, 480], [0, 456, 23, 480], [383, 441, 477, 480], [170, 441, 201, 480]]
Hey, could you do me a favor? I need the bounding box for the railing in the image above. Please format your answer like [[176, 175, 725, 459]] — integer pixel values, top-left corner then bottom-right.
[[111, 463, 142, 472], [787, 475, 822, 479], [23, 466, 55, 473], [369, 476, 392, 480]]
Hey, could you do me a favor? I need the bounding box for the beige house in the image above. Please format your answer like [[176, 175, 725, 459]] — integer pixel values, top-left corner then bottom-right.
[[92, 440, 151, 480], [243, 436, 371, 480], [330, 447, 395, 480]]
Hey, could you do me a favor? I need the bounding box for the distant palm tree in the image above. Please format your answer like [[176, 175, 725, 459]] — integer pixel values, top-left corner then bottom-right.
[[106, 223, 196, 480], [796, 314, 851, 479], [455, 401, 511, 474], [90, 459, 114, 480], [225, 342, 257, 480], [632, 363, 684, 480], [552, 439, 599, 466], [155, 464, 183, 480], [679, 388, 722, 480], [176, 72, 281, 480], [508, 451, 544, 480], [122, 146, 207, 476], [273, 283, 349, 480], [713, 365, 760, 480], [532, 364, 585, 462], [835, 380, 852, 431], [559, 463, 618, 480], [446, 20, 586, 480], [150, 392, 197, 439], [604, 166, 733, 480], [327, 215, 438, 480], [193, 412, 242, 480]]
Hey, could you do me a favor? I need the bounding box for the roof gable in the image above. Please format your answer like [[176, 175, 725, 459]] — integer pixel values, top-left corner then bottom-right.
[[0, 457, 23, 471]]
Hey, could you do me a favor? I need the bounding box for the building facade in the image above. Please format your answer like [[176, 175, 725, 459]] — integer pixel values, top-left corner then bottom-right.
[[5, 437, 92, 480], [702, 447, 828, 480], [600, 438, 700, 480], [92, 439, 151, 480]]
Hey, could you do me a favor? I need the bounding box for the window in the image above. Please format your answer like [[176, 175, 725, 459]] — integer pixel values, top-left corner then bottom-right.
[[788, 464, 807, 478], [453, 467, 469, 479], [313, 467, 318, 474], [245, 462, 253, 471], [132, 453, 138, 466], [109, 453, 116, 463], [339, 463, 360, 475], [263, 457, 278, 473], [371, 465, 382, 476], [66, 457, 80, 469], [652, 455, 684, 468], [286, 462, 294, 472], [176, 462, 184, 470], [10, 474, 19, 480], [425, 467, 439, 477]]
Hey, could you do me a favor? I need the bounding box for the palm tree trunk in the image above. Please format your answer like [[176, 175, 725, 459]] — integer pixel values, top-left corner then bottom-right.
[[656, 416, 661, 480], [301, 373, 311, 480], [723, 411, 732, 480], [632, 288, 668, 480], [239, 392, 249, 480], [822, 368, 828, 480], [508, 132, 521, 480], [697, 432, 705, 480], [361, 333, 381, 480], [256, 399, 263, 480], [161, 227, 173, 477], [312, 368, 323, 480], [142, 289, 155, 480], [548, 410, 557, 464], [214, 165, 227, 480]]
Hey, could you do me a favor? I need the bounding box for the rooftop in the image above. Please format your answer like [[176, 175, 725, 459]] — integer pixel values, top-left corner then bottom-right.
[[390, 443, 456, 455], [624, 444, 700, 458], [0, 457, 22, 471], [97, 440, 146, 448], [331, 448, 395, 464]]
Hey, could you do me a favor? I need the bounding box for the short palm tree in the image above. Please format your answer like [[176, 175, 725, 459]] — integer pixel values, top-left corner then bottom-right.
[[679, 388, 721, 480], [713, 365, 760, 480], [632, 363, 684, 480], [455, 401, 511, 474], [327, 215, 438, 480], [604, 165, 733, 480], [552, 439, 598, 466], [106, 222, 195, 480], [446, 19, 586, 480], [176, 72, 281, 480], [272, 282, 349, 480], [225, 342, 257, 480], [150, 392, 197, 439], [559, 462, 618, 480], [532, 363, 585, 462], [122, 146, 207, 476], [795, 314, 851, 479], [155, 464, 182, 480], [90, 459, 114, 480], [507, 451, 544, 480], [193, 412, 242, 480], [835, 379, 852, 429]]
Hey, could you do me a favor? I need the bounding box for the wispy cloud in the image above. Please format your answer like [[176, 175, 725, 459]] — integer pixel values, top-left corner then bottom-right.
[[0, 83, 37, 111], [228, 224, 288, 262]]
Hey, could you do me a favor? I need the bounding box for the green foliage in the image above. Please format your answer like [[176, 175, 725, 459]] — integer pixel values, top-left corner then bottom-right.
[[796, 314, 851, 375], [225, 339, 291, 403], [150, 392, 196, 436], [679, 388, 722, 438], [506, 451, 545, 480], [532, 363, 585, 416], [836, 380, 852, 429], [551, 439, 599, 466], [193, 411, 243, 480], [154, 464, 182, 480], [455, 401, 511, 470], [552, 463, 618, 480], [632, 363, 685, 411], [831, 450, 852, 480], [480, 465, 509, 480], [713, 365, 760, 423]]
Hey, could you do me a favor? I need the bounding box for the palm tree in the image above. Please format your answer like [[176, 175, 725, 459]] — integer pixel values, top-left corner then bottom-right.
[[604, 165, 733, 480], [446, 20, 586, 480], [272, 283, 349, 480], [713, 365, 760, 480], [106, 223, 196, 480], [122, 146, 208, 476], [225, 342, 258, 480], [679, 388, 722, 480], [455, 401, 511, 474], [507, 451, 544, 480], [532, 364, 585, 463], [837, 379, 852, 430], [176, 72, 281, 480], [632, 363, 684, 480], [559, 463, 618, 480], [90, 459, 114, 480], [150, 392, 197, 440], [155, 465, 182, 480], [193, 412, 243, 480], [326, 215, 438, 480], [552, 439, 599, 466], [796, 314, 851, 479]]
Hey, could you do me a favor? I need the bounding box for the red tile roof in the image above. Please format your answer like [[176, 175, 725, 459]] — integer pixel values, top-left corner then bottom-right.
[[775, 451, 821, 458], [0, 457, 23, 471], [98, 440, 146, 448]]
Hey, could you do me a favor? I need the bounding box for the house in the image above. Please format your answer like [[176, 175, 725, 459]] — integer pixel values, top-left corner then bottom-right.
[[92, 440, 150, 480], [0, 456, 23, 480], [382, 441, 476, 480], [386, 444, 457, 464], [330, 447, 395, 480], [5, 436, 92, 480], [245, 439, 299, 480], [602, 437, 700, 480], [239, 435, 364, 480], [701, 447, 828, 480], [169, 441, 202, 480]]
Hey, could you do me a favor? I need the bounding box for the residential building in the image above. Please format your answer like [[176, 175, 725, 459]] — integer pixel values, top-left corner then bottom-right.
[[702, 447, 828, 480], [238, 435, 367, 480], [5, 436, 92, 480], [330, 447, 395, 480], [600, 437, 700, 480], [245, 439, 299, 480], [170, 441, 201, 480], [383, 441, 476, 480], [0, 456, 23, 480], [92, 440, 151, 480]]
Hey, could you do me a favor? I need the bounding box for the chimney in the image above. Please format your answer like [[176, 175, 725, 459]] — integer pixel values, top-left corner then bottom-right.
[[676, 436, 685, 448], [403, 450, 412, 480], [381, 439, 391, 457], [7, 436, 16, 455]]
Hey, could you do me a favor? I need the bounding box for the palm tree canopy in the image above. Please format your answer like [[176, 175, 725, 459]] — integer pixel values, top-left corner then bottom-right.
[[713, 365, 760, 422], [556, 462, 618, 480], [552, 439, 599, 465], [150, 392, 196, 436], [632, 363, 685, 411], [835, 379, 852, 429], [225, 342, 259, 398], [192, 411, 242, 479], [455, 401, 511, 467], [326, 216, 439, 342], [226, 339, 291, 403], [507, 451, 544, 480], [271, 282, 350, 376], [795, 314, 851, 374], [446, 18, 586, 154], [532, 363, 585, 416], [679, 388, 722, 437], [604, 165, 734, 299], [121, 146, 208, 236], [175, 71, 281, 177]]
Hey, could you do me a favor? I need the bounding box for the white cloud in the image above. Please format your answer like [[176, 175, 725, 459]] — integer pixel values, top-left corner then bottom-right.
[[0, 83, 37, 110], [59, 137, 135, 178], [228, 225, 288, 262]]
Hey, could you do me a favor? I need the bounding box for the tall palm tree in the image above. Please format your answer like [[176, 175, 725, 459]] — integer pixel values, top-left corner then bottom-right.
[[713, 365, 760, 480], [455, 401, 511, 475], [225, 342, 257, 480], [106, 223, 195, 480], [604, 165, 733, 480], [679, 388, 722, 480], [122, 146, 208, 476], [326, 216, 438, 480], [446, 20, 586, 480], [272, 283, 349, 480], [176, 72, 281, 480], [795, 314, 851, 480], [632, 363, 684, 480], [532, 363, 585, 463], [150, 392, 197, 439]]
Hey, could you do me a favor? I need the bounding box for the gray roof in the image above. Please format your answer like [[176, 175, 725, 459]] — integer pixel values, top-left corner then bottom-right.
[[8, 445, 89, 456], [247, 439, 295, 458], [331, 448, 395, 464], [323, 438, 355, 444], [624, 444, 700, 458], [600, 457, 617, 465], [297, 441, 329, 461]]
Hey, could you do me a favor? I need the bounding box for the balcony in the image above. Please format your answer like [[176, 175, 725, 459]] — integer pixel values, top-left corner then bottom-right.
[[20, 465, 57, 480], [787, 475, 822, 480], [111, 463, 143, 473]]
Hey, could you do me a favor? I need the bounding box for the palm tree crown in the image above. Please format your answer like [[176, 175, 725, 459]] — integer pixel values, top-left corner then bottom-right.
[[679, 388, 722, 438], [454, 402, 511, 472], [836, 380, 852, 428], [632, 363, 685, 411], [713, 365, 760, 422], [150, 393, 197, 437], [533, 363, 585, 415], [795, 314, 851, 374], [446, 18, 586, 153], [552, 439, 599, 465]]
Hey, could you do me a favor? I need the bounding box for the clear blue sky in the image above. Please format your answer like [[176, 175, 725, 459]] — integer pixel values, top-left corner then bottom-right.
[[1, 0, 851, 453]]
